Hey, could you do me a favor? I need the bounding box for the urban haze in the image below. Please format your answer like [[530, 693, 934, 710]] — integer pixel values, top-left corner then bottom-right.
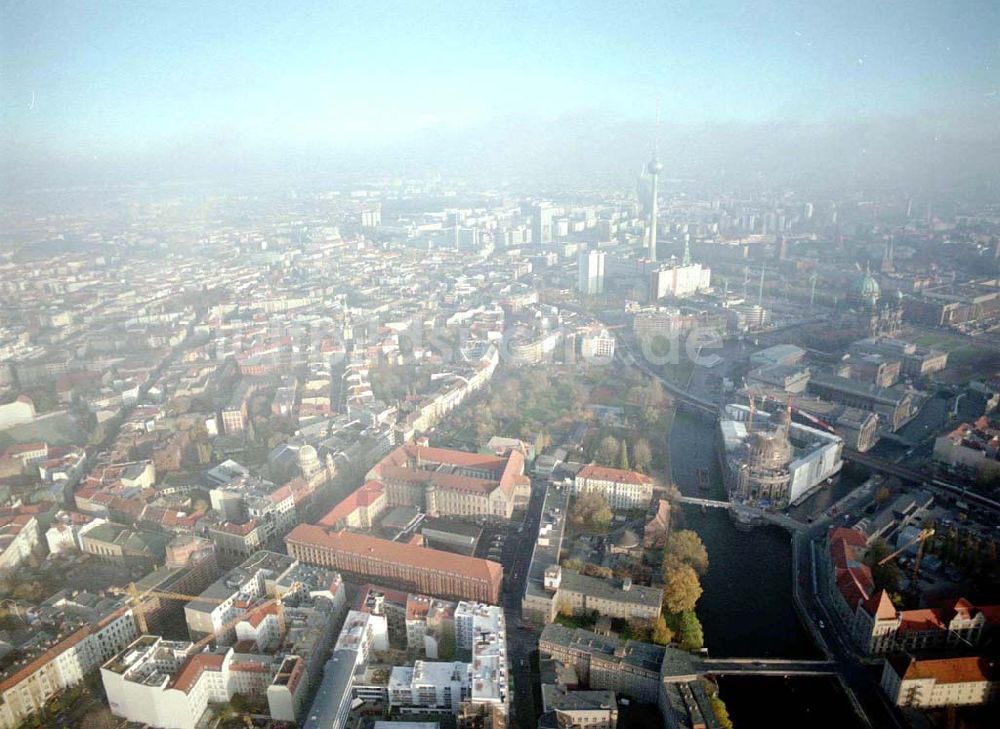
[[1, 2, 999, 729]]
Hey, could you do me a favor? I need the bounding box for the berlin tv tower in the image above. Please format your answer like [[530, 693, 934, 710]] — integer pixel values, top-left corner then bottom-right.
[[647, 152, 662, 262]]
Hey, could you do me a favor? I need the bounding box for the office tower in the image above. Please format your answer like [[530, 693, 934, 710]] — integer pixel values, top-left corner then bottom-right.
[[360, 206, 381, 228], [577, 250, 606, 296], [532, 202, 554, 245]]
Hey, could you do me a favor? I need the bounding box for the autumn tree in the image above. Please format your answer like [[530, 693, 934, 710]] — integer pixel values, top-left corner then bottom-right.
[[711, 695, 734, 729], [652, 615, 674, 645], [533, 429, 550, 456], [618, 441, 630, 470], [648, 378, 667, 407], [627, 617, 653, 642], [662, 556, 703, 614], [632, 438, 653, 473], [666, 530, 709, 575], [569, 491, 613, 533], [596, 436, 619, 466]]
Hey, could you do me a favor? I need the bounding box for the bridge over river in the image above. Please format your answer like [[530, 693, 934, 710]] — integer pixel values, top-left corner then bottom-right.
[[677, 496, 808, 532], [677, 496, 731, 508]]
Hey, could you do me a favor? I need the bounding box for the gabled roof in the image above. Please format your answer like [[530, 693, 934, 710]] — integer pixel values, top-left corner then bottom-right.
[[170, 653, 225, 694], [863, 590, 897, 620], [897, 608, 947, 633], [892, 655, 1000, 684]]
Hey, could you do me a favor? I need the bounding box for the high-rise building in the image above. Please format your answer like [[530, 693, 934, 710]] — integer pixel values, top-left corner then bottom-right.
[[532, 203, 554, 245], [577, 250, 606, 295]]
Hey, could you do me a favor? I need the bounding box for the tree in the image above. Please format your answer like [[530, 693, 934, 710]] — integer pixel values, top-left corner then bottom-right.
[[626, 617, 653, 642], [710, 695, 734, 729], [662, 556, 703, 614], [864, 539, 902, 592], [533, 430, 550, 457], [579, 562, 613, 579], [569, 492, 613, 533], [229, 693, 251, 714], [618, 441, 630, 470], [677, 610, 704, 651], [648, 378, 667, 407], [641, 406, 659, 427], [666, 530, 709, 575], [79, 708, 117, 729], [633, 438, 653, 473], [596, 436, 619, 466], [875, 485, 891, 505], [652, 615, 674, 645], [438, 630, 456, 661]]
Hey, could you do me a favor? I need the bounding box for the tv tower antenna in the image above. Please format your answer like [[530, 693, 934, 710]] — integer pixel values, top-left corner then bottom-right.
[[646, 101, 663, 264]]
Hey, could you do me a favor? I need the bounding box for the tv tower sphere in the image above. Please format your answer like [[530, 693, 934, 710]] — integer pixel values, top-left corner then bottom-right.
[[647, 157, 663, 175]]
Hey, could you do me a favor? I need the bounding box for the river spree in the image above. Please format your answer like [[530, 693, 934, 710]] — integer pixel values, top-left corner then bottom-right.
[[669, 412, 863, 727]]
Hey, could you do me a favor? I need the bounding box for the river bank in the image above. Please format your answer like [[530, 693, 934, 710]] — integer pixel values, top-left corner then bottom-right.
[[669, 411, 863, 726]]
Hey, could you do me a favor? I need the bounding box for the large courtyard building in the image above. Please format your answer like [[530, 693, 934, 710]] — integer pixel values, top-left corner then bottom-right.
[[286, 525, 503, 603], [825, 528, 1000, 655], [366, 443, 530, 521]]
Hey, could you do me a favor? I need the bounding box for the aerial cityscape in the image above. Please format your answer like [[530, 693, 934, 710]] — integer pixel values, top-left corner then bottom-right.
[[1, 2, 999, 728]]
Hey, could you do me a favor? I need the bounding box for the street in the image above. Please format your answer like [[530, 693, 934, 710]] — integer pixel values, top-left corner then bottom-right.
[[501, 476, 547, 728]]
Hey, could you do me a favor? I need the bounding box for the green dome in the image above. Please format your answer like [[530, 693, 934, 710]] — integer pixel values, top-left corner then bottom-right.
[[854, 271, 880, 300]]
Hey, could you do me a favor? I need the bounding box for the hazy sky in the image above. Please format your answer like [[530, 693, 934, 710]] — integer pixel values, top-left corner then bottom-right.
[[2, 1, 998, 186]]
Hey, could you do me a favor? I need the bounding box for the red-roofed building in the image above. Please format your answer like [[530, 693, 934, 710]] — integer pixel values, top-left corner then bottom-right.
[[286, 525, 502, 603], [881, 654, 1000, 708], [367, 443, 529, 519], [318, 480, 387, 529], [574, 464, 654, 510], [825, 527, 1000, 654]]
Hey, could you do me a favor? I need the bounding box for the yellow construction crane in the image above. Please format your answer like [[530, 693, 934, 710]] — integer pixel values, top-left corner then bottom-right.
[[187, 596, 279, 653], [126, 582, 230, 634], [127, 580, 303, 644], [878, 527, 935, 584]]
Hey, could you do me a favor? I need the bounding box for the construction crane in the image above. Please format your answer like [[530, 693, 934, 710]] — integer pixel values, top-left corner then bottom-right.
[[126, 582, 230, 634], [187, 596, 278, 653], [878, 527, 935, 584], [127, 579, 304, 642]]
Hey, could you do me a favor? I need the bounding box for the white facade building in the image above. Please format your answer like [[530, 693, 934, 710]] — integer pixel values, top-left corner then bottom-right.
[[573, 465, 654, 511], [102, 637, 286, 729], [0, 604, 136, 729], [577, 251, 606, 296]]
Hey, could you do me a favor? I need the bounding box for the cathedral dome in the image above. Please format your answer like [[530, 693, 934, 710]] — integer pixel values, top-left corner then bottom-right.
[[746, 430, 792, 470], [853, 271, 880, 301]]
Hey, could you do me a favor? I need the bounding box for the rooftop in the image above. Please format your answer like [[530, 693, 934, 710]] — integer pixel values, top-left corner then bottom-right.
[[286, 525, 503, 585]]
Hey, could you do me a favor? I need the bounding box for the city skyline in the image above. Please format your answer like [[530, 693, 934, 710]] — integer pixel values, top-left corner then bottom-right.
[[2, 2, 999, 189]]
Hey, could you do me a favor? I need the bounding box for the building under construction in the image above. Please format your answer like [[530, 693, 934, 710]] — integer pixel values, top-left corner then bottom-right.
[[717, 401, 844, 508]]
